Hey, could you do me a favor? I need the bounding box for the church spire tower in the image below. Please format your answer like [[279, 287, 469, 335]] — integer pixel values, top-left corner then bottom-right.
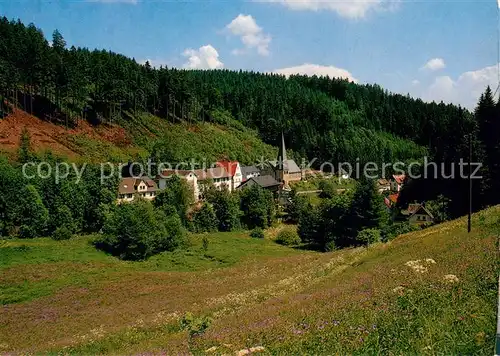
[[277, 131, 287, 166], [276, 132, 288, 183]]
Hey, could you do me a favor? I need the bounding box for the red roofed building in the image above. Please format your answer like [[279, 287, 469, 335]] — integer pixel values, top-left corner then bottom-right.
[[216, 161, 242, 190], [390, 174, 406, 192], [388, 193, 399, 204]]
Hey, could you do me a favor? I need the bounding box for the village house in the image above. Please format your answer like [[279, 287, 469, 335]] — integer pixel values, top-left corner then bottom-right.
[[157, 169, 200, 202], [117, 177, 158, 203], [216, 161, 243, 190], [241, 165, 261, 182], [237, 175, 281, 193], [263, 133, 303, 188], [378, 178, 391, 193], [401, 203, 434, 225], [194, 166, 232, 193], [390, 174, 406, 192]]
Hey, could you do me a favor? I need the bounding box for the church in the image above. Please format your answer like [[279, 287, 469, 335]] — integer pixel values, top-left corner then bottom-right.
[[264, 133, 303, 188]]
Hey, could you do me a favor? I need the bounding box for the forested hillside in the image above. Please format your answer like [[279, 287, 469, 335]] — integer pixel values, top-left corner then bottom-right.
[[1, 17, 500, 219], [0, 17, 442, 166]]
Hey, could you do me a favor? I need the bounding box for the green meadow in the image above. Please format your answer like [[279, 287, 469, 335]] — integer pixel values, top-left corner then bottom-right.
[[1, 207, 498, 354]]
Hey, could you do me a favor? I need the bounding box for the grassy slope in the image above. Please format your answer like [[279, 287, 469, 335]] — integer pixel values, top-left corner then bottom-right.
[[0, 208, 498, 354]]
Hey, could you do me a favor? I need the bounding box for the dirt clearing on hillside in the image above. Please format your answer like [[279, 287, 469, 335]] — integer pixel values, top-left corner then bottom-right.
[[0, 108, 132, 159]]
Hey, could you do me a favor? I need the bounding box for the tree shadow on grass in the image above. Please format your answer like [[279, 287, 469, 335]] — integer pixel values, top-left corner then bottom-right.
[[292, 242, 324, 252]]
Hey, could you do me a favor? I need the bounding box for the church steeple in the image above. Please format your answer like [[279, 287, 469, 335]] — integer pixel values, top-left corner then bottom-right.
[[277, 132, 288, 173]]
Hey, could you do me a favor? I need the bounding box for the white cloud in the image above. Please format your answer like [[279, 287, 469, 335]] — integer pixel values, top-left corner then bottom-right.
[[225, 14, 271, 56], [261, 0, 399, 19], [421, 63, 499, 109], [411, 79, 420, 86], [273, 63, 358, 82], [421, 58, 446, 71], [139, 58, 171, 68], [182, 45, 224, 70]]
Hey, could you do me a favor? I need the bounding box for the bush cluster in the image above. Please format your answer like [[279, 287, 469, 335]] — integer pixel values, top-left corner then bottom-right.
[[297, 178, 389, 251], [180, 312, 212, 337], [93, 199, 185, 261], [250, 228, 265, 239], [275, 228, 301, 246]]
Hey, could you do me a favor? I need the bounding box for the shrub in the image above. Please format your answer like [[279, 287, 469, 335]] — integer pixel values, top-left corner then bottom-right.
[[205, 187, 241, 232], [286, 192, 309, 223], [324, 240, 336, 252], [202, 236, 209, 252], [240, 185, 275, 229], [381, 222, 419, 242], [52, 226, 73, 241], [192, 203, 218, 233], [250, 227, 264, 239], [18, 185, 49, 238], [154, 175, 194, 226], [19, 225, 37, 239], [319, 179, 337, 199], [180, 312, 212, 337], [93, 199, 185, 260], [356, 228, 381, 245], [275, 228, 301, 246]]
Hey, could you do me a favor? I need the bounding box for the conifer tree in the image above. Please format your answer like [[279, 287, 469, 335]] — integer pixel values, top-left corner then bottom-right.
[[18, 127, 33, 163]]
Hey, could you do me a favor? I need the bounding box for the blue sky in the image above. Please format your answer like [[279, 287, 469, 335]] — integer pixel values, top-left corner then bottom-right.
[[2, 0, 499, 108]]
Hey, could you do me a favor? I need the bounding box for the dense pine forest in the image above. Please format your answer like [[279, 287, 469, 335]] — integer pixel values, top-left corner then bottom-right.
[[1, 17, 499, 221]]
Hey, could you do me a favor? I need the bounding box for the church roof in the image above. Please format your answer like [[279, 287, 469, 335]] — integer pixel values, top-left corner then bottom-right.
[[268, 159, 301, 173]]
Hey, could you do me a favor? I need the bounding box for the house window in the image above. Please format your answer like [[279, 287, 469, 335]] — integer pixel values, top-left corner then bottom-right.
[[127, 194, 133, 199]]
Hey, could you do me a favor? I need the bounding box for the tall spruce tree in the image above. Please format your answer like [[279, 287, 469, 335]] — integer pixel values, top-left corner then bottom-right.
[[475, 87, 499, 205]]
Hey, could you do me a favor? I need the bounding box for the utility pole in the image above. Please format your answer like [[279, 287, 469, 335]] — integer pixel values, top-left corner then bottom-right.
[[468, 133, 472, 233]]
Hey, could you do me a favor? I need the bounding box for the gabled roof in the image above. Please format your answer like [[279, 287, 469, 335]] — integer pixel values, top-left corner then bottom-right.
[[216, 161, 239, 177], [268, 159, 301, 174], [393, 174, 406, 184], [400, 203, 434, 219], [241, 165, 260, 177], [410, 205, 434, 219], [118, 177, 157, 194], [194, 166, 231, 180], [378, 178, 390, 185], [157, 169, 196, 179], [407, 203, 421, 214], [238, 175, 280, 189]]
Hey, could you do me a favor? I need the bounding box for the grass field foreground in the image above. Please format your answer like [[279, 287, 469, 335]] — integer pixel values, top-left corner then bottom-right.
[[0, 207, 499, 354]]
